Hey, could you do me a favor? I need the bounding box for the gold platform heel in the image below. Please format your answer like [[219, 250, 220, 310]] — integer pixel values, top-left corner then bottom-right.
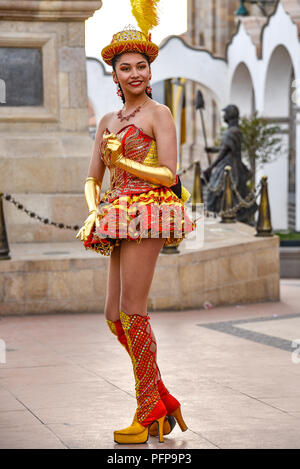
[[170, 406, 188, 432], [114, 414, 166, 444]]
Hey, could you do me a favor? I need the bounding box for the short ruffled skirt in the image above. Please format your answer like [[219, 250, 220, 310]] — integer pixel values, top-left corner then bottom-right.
[[82, 186, 196, 256]]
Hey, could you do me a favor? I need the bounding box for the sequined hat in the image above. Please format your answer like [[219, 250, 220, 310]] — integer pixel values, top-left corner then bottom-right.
[[101, 0, 161, 66], [101, 26, 159, 66]]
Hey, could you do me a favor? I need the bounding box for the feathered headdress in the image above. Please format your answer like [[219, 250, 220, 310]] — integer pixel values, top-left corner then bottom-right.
[[101, 0, 161, 66], [130, 0, 161, 39]]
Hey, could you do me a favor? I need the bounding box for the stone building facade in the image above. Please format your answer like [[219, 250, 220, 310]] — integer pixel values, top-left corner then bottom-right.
[[187, 0, 276, 55], [183, 0, 277, 173]]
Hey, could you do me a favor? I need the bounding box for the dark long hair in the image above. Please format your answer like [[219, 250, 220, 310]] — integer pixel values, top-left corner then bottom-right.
[[112, 52, 153, 104]]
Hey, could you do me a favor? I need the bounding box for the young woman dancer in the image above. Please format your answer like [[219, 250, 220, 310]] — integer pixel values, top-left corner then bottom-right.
[[76, 26, 196, 444]]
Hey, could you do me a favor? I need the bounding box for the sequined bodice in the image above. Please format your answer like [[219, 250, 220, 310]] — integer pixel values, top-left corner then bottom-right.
[[101, 124, 160, 203]]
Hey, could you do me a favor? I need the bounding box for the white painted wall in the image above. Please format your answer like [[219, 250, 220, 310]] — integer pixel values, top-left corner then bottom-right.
[[86, 58, 118, 126], [151, 36, 228, 107]]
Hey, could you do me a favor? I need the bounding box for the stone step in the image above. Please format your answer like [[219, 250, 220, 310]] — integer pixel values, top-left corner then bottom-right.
[[0, 222, 280, 315], [280, 247, 300, 278]]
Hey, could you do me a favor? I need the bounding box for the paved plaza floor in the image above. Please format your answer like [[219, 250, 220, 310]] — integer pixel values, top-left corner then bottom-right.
[[0, 279, 299, 449]]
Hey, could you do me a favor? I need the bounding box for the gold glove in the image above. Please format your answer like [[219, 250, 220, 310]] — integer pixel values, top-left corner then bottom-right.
[[103, 133, 176, 187], [76, 176, 102, 241]]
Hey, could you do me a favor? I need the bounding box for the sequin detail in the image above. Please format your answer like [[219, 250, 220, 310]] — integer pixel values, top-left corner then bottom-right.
[[101, 29, 159, 66], [101, 126, 160, 201], [82, 124, 196, 256], [120, 310, 161, 424]]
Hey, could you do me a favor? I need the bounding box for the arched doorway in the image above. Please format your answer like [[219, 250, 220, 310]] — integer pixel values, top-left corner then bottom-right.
[[262, 45, 295, 230], [230, 62, 255, 117]]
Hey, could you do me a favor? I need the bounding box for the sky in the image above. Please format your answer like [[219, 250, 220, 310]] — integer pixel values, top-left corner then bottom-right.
[[85, 0, 187, 69]]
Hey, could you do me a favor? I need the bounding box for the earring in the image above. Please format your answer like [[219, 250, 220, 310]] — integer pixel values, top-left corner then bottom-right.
[[116, 83, 123, 98], [146, 84, 152, 95]]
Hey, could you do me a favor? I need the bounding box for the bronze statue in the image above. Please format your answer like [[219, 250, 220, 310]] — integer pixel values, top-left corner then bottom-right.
[[203, 104, 257, 223]]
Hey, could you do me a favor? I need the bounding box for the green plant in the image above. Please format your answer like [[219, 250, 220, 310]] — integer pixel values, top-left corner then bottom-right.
[[240, 111, 283, 186], [274, 230, 300, 241], [212, 112, 283, 189]]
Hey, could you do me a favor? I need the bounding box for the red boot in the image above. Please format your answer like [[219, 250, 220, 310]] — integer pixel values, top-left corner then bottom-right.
[[107, 317, 187, 437], [113, 311, 167, 444]]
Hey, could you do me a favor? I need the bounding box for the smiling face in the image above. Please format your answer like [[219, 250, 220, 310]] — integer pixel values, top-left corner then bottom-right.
[[112, 52, 152, 99]]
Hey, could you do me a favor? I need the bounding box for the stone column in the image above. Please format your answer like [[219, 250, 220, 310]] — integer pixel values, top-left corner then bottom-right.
[[187, 0, 195, 44], [0, 0, 102, 243], [181, 80, 194, 167], [213, 0, 236, 57]]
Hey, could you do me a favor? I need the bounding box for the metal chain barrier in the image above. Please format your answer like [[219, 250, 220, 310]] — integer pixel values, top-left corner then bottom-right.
[[1, 160, 260, 230], [219, 182, 261, 218], [179, 159, 261, 218], [228, 171, 258, 207], [201, 171, 227, 194], [0, 192, 80, 231]]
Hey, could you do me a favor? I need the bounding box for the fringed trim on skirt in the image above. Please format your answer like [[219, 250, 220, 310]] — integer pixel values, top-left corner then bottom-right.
[[82, 186, 196, 256]]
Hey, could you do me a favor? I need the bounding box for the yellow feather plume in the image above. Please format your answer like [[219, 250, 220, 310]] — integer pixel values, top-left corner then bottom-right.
[[130, 0, 161, 37]]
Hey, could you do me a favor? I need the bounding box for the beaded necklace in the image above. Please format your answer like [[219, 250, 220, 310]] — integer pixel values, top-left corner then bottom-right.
[[117, 98, 148, 122]]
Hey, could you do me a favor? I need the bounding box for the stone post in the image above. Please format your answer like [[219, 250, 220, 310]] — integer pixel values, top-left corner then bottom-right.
[[0, 0, 102, 242]]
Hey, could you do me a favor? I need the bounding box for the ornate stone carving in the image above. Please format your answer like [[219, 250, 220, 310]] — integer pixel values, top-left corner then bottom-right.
[[0, 0, 102, 22]]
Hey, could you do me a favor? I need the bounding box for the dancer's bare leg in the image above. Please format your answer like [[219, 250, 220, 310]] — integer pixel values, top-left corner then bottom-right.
[[104, 243, 121, 322], [104, 238, 163, 375], [105, 237, 164, 321], [120, 237, 165, 317], [105, 238, 163, 375], [120, 237, 165, 363]]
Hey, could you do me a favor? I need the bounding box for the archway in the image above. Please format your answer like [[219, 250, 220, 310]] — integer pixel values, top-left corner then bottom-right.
[[262, 45, 295, 230], [230, 62, 255, 117]]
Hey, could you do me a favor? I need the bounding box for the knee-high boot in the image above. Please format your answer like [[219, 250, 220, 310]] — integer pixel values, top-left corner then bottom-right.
[[106, 316, 187, 435], [113, 310, 167, 444]]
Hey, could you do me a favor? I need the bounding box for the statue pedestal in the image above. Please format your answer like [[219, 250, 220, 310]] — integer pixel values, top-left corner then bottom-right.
[[0, 221, 280, 315], [0, 0, 102, 243]]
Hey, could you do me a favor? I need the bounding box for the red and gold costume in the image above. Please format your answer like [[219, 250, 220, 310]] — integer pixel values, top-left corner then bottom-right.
[[82, 124, 196, 256]]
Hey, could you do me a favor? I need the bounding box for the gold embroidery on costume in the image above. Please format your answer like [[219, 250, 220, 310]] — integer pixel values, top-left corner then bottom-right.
[[102, 126, 160, 202], [120, 310, 161, 424], [82, 124, 196, 256]]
